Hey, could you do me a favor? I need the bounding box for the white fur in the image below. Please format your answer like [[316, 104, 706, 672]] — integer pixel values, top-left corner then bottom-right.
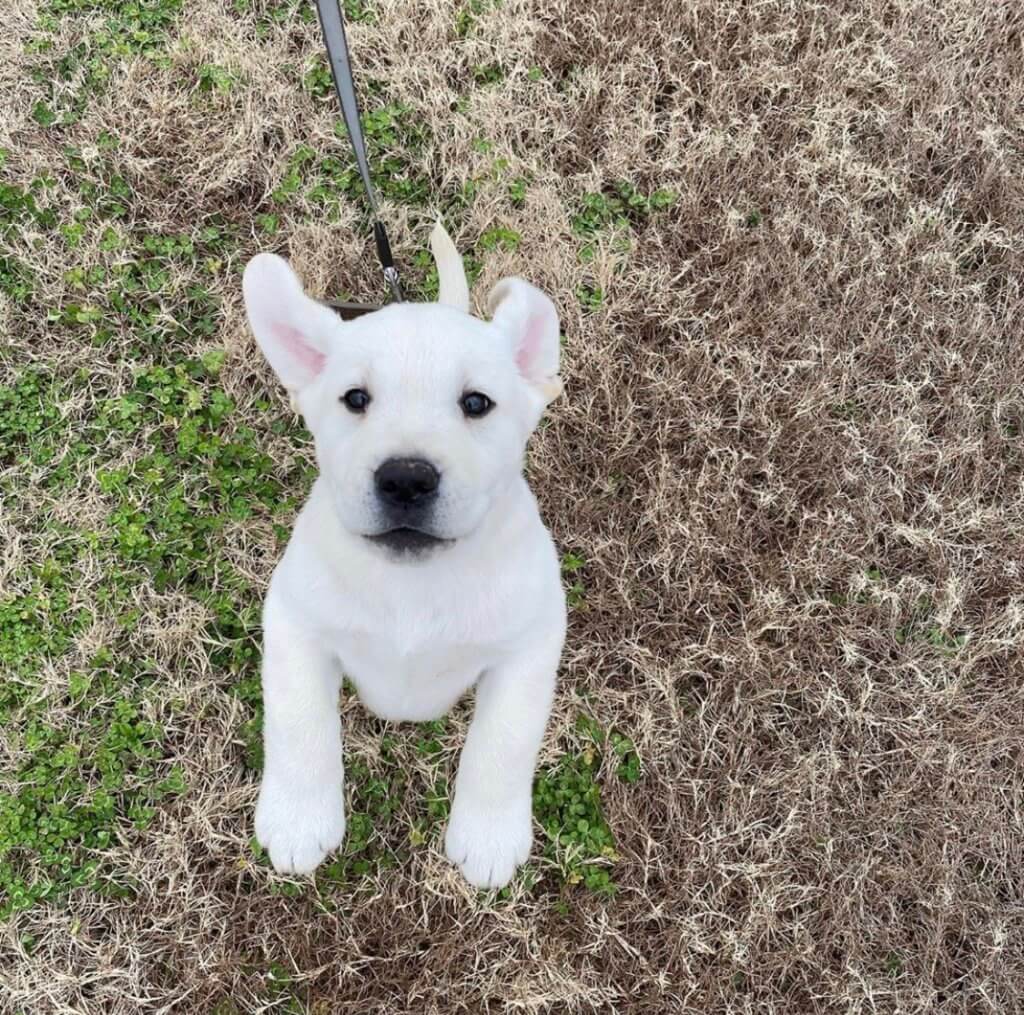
[[430, 219, 470, 313], [243, 230, 566, 889]]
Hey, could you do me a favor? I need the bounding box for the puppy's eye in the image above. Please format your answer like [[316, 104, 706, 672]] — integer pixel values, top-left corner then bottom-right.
[[341, 388, 371, 413], [460, 391, 493, 418]]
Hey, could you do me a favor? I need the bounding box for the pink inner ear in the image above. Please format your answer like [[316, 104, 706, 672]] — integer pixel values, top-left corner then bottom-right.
[[515, 311, 544, 377], [272, 321, 325, 377]]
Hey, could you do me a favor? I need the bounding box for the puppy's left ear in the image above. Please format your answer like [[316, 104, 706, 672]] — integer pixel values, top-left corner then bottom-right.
[[243, 253, 342, 393], [488, 278, 562, 402]]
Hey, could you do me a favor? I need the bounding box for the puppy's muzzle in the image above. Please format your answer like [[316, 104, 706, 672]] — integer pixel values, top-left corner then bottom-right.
[[374, 457, 440, 515], [369, 458, 447, 555]]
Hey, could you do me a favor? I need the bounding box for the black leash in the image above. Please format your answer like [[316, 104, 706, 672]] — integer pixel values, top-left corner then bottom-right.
[[313, 0, 403, 315]]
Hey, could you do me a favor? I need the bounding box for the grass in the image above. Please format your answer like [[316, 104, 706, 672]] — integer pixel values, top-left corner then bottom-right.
[[2, 0, 1023, 1011]]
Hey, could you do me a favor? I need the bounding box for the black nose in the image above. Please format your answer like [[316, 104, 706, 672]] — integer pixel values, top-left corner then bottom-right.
[[374, 458, 440, 509]]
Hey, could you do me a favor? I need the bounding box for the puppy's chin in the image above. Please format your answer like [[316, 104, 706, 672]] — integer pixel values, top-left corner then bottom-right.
[[364, 527, 454, 560]]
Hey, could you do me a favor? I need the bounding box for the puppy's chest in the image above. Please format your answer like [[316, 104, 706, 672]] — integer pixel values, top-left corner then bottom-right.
[[334, 629, 486, 723]]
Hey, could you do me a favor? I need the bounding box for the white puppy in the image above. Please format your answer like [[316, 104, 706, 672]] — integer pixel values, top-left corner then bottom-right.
[[241, 224, 566, 889]]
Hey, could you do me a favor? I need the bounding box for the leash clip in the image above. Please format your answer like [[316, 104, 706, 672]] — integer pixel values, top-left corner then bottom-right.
[[373, 219, 403, 302], [383, 266, 403, 302]]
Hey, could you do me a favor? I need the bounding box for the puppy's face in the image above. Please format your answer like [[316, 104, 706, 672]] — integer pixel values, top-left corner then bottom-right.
[[243, 240, 560, 559]]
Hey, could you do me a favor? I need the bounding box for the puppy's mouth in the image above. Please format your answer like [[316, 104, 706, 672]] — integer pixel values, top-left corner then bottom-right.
[[365, 527, 453, 556]]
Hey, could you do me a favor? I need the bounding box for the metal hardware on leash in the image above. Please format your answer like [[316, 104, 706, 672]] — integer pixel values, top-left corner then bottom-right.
[[314, 0, 403, 314]]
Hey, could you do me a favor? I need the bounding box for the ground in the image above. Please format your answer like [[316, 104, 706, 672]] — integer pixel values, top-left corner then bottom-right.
[[1, 0, 1023, 1012]]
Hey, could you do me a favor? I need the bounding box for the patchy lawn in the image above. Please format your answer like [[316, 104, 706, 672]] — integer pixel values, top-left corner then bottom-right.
[[1, 0, 1022, 1011]]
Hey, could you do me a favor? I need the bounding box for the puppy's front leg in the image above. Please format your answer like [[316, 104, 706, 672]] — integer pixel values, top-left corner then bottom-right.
[[445, 627, 563, 889], [254, 594, 345, 874]]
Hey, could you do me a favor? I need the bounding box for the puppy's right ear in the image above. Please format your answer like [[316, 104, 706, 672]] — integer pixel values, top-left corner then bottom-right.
[[488, 277, 562, 403], [243, 254, 341, 391]]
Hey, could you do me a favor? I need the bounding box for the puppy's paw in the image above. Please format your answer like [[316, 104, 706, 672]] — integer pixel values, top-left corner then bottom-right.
[[255, 777, 345, 875], [444, 794, 532, 890]]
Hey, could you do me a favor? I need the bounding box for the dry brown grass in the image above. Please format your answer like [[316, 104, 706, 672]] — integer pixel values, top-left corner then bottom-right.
[[2, 0, 1024, 1011]]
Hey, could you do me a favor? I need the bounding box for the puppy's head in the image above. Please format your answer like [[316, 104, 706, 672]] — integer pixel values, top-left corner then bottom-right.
[[242, 229, 560, 560]]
